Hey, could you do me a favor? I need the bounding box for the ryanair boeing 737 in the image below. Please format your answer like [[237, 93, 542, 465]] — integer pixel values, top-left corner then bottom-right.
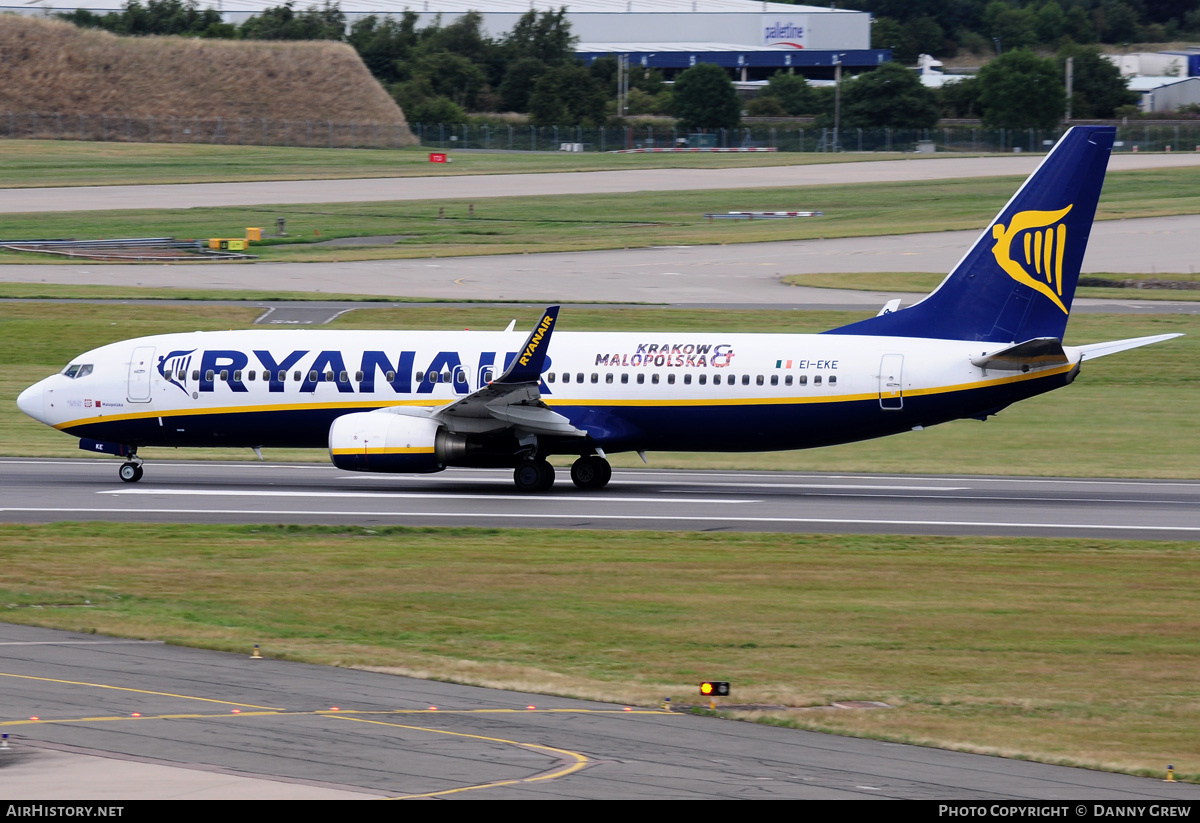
[[16, 126, 1181, 492]]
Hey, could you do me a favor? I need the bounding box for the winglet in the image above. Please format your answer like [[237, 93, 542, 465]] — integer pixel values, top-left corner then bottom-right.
[[496, 306, 559, 384]]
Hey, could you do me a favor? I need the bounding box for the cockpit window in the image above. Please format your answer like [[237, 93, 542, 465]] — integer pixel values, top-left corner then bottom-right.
[[63, 364, 93, 379]]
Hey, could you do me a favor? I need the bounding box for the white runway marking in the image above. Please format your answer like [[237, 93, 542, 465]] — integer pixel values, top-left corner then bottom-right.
[[97, 488, 759, 504]]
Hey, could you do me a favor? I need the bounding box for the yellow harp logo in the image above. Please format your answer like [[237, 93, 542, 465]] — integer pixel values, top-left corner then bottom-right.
[[990, 205, 1073, 315]]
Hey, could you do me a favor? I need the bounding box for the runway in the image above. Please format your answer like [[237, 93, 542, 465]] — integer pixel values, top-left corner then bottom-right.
[[3, 459, 1199, 540], [4, 623, 1198, 800], [5, 151, 1200, 213], [3, 214, 1199, 308]]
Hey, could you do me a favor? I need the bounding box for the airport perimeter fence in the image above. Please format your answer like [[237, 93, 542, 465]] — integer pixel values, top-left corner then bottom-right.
[[5, 112, 1200, 154]]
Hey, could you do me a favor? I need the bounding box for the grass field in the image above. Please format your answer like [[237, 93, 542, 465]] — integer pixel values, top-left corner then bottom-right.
[[0, 139, 900, 189], [4, 166, 1200, 264], [783, 271, 1200, 302], [1, 522, 1196, 780], [4, 302, 1196, 477]]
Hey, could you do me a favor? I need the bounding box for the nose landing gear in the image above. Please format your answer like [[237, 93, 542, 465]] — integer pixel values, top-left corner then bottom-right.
[[118, 459, 144, 483]]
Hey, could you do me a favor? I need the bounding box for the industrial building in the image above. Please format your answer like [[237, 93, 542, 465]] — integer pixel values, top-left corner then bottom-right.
[[9, 0, 890, 79]]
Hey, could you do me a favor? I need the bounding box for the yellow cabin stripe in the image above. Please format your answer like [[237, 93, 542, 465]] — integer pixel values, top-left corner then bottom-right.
[[55, 364, 1073, 430]]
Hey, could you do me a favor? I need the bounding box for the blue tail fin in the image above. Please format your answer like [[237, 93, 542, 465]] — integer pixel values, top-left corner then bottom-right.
[[825, 126, 1115, 342]]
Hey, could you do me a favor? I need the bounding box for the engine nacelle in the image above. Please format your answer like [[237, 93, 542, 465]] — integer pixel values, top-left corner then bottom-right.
[[329, 411, 445, 473]]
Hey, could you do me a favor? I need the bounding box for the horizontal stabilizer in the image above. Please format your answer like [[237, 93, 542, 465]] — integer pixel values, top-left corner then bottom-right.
[[971, 337, 1068, 371], [1077, 333, 1184, 361]]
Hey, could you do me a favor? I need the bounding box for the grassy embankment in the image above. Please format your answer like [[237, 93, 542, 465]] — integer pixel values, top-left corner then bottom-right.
[[1, 522, 1197, 781], [2, 166, 1199, 280], [4, 303, 1196, 477]]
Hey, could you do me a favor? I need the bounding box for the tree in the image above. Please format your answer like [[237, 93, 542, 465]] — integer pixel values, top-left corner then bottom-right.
[[757, 71, 816, 115], [528, 63, 606, 127], [347, 13, 419, 84], [504, 8, 576, 66], [1058, 44, 1138, 119], [499, 57, 549, 112], [671, 63, 740, 131], [977, 48, 1065, 130], [240, 1, 346, 41], [840, 62, 939, 129], [938, 76, 981, 118]]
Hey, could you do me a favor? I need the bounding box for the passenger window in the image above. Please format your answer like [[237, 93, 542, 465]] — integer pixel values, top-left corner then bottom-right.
[[814, 375, 822, 385], [220, 370, 229, 381], [683, 374, 691, 385], [770, 375, 778, 386], [699, 374, 707, 385], [606, 373, 613, 384], [713, 374, 721, 385], [785, 375, 793, 386], [576, 373, 584, 383], [415, 371, 424, 382], [667, 374, 675, 385], [755, 375, 763, 386], [385, 371, 395, 382], [652, 374, 660, 384], [193, 370, 201, 381], [355, 371, 364, 383], [482, 368, 495, 383], [621, 373, 629, 384], [798, 375, 808, 386], [547, 372, 556, 383], [247, 371, 255, 382], [442, 372, 451, 384], [742, 375, 750, 386], [591, 373, 598, 383], [339, 371, 348, 383], [325, 371, 335, 383], [829, 375, 837, 385], [206, 370, 215, 382], [234, 370, 243, 382], [637, 374, 645, 385]]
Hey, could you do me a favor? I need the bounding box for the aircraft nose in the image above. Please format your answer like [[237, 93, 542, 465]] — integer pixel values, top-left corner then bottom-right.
[[16, 381, 46, 424]]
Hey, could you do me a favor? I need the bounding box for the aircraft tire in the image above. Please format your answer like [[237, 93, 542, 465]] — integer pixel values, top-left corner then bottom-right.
[[514, 459, 554, 493], [570, 456, 611, 490], [119, 462, 143, 483]]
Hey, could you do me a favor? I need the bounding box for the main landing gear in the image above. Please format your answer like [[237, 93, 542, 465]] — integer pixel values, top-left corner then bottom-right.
[[570, 455, 611, 490], [118, 459, 144, 483], [514, 458, 555, 493], [512, 455, 613, 493]]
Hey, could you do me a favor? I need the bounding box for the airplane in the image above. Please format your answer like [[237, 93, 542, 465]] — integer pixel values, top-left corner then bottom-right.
[[16, 125, 1182, 492]]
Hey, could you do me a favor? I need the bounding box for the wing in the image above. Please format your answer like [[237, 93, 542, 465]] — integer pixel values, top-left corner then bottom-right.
[[433, 306, 586, 438]]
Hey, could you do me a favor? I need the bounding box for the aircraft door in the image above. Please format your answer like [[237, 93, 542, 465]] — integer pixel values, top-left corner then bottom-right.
[[127, 345, 155, 403], [879, 354, 903, 410]]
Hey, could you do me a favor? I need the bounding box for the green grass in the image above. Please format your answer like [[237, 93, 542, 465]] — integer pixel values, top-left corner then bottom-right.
[[1, 523, 1197, 780], [0, 139, 902, 189], [4, 166, 1200, 263], [5, 303, 1197, 477], [782, 271, 1200, 302]]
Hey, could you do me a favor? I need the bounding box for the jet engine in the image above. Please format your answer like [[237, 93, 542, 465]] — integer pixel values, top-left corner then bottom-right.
[[329, 411, 463, 473]]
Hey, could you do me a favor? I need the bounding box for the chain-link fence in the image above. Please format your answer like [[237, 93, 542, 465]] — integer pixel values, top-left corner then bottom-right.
[[5, 113, 1200, 154], [411, 123, 1200, 154]]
